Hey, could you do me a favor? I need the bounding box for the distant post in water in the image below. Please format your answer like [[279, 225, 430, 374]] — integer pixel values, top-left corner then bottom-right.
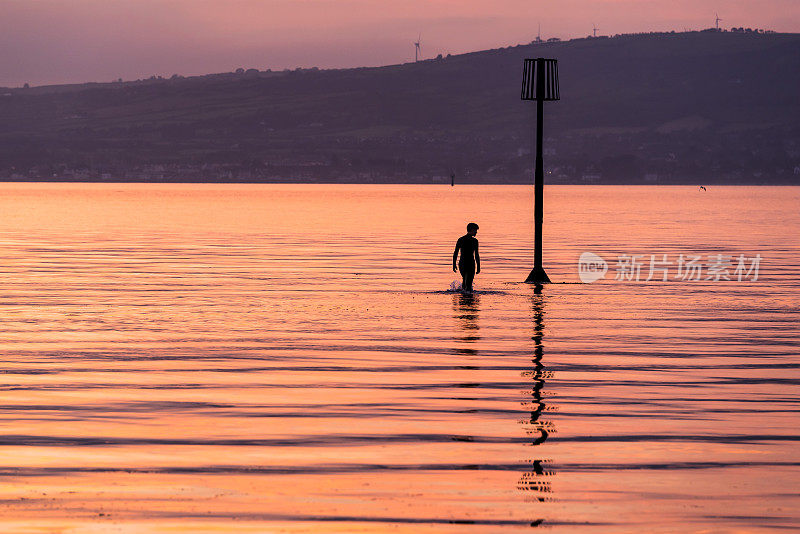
[[521, 58, 559, 284]]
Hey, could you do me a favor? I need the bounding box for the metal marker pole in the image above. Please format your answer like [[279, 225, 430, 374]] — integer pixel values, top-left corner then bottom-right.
[[525, 58, 552, 284]]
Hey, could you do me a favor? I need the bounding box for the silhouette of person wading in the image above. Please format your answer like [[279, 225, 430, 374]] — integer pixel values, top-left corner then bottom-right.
[[453, 223, 481, 292]]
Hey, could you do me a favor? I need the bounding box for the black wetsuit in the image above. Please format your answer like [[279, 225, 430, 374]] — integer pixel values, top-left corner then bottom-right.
[[453, 234, 480, 291]]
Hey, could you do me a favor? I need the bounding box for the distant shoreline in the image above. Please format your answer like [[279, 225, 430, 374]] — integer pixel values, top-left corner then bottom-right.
[[2, 32, 797, 189], [0, 180, 795, 186]]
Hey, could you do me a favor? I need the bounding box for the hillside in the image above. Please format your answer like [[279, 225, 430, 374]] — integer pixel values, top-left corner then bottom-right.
[[1, 30, 799, 183]]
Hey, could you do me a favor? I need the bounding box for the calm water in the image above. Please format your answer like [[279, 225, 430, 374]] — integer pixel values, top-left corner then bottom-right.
[[0, 184, 798, 533]]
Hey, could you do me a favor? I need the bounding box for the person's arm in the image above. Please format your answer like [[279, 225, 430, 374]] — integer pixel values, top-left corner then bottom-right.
[[453, 240, 460, 272], [475, 241, 480, 274]]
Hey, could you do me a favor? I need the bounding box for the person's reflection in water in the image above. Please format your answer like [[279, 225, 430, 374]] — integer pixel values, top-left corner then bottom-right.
[[453, 292, 480, 355], [517, 289, 555, 504]]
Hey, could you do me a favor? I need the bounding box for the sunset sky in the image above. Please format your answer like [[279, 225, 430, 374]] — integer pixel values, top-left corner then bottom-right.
[[2, 0, 797, 87]]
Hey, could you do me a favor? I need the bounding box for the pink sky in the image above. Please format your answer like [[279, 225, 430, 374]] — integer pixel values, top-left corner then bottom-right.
[[1, 0, 797, 87]]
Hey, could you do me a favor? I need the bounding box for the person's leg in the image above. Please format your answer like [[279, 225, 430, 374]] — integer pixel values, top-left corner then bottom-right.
[[464, 270, 474, 292], [460, 262, 475, 292]]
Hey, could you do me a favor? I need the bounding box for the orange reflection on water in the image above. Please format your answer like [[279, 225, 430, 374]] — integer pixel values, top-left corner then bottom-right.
[[0, 184, 797, 531]]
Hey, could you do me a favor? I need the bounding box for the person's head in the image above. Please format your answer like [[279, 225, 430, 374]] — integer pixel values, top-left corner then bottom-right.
[[466, 222, 479, 236]]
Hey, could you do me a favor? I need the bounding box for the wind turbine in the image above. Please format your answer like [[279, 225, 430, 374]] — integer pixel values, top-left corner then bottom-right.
[[592, 23, 599, 38], [414, 34, 422, 62], [715, 13, 722, 30]]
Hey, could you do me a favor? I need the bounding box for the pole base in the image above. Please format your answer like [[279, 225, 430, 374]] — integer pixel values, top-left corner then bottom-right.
[[524, 267, 551, 284]]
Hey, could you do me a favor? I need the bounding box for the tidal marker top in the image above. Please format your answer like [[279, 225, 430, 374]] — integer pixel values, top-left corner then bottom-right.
[[521, 58, 560, 101]]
